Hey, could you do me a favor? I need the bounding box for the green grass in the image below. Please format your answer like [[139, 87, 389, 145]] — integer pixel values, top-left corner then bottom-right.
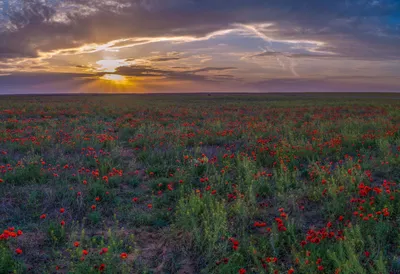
[[0, 93, 399, 273]]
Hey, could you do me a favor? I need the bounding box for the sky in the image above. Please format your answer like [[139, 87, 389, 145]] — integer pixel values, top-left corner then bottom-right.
[[0, 0, 399, 94]]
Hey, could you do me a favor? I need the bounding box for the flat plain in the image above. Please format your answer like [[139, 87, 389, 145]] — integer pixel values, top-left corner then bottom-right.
[[1, 93, 400, 274]]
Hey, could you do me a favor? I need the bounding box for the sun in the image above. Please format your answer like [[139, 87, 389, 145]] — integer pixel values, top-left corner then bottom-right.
[[94, 73, 136, 92], [101, 74, 126, 83]]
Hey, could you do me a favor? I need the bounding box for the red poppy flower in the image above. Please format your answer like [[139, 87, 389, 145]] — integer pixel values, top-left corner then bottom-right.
[[100, 247, 108, 255], [120, 252, 128, 259]]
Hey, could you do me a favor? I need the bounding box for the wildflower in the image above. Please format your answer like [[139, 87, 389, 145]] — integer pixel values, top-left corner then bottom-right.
[[99, 264, 106, 271], [91, 205, 96, 210], [288, 268, 295, 274], [239, 269, 246, 274], [132, 197, 138, 202], [120, 252, 128, 259], [74, 241, 80, 247], [347, 169, 352, 175], [60, 208, 65, 213], [383, 208, 390, 216], [15, 248, 22, 255], [365, 251, 370, 257], [147, 204, 153, 209], [40, 214, 46, 219], [82, 250, 89, 256], [100, 247, 108, 255], [60, 220, 65, 226], [254, 221, 267, 228]]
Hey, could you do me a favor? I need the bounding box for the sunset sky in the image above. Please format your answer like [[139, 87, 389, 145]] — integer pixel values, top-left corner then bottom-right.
[[0, 0, 399, 93]]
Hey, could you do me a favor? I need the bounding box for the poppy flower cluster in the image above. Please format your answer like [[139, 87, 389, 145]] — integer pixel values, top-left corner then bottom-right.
[[229, 237, 240, 251], [0, 227, 23, 240]]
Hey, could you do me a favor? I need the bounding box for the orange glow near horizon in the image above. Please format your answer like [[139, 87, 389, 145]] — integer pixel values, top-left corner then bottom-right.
[[75, 73, 141, 93], [101, 74, 127, 83]]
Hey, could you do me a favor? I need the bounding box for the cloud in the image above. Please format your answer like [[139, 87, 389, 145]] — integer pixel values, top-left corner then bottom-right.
[[250, 51, 338, 59], [252, 75, 400, 92], [147, 51, 186, 62], [150, 56, 181, 62], [0, 72, 92, 85], [1, 0, 399, 62], [0, 0, 399, 93], [0, 72, 95, 93], [113, 65, 237, 82]]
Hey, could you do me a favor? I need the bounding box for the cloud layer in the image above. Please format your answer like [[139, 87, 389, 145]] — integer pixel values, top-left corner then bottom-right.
[[0, 0, 399, 93]]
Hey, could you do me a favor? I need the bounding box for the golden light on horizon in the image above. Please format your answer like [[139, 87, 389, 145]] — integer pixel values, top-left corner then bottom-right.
[[91, 73, 139, 93], [101, 74, 126, 83]]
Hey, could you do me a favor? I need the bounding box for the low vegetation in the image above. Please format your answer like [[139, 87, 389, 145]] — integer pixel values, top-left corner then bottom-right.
[[1, 94, 399, 273]]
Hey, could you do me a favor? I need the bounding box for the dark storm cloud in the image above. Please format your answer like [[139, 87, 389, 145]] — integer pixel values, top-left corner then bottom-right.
[[0, 0, 399, 60]]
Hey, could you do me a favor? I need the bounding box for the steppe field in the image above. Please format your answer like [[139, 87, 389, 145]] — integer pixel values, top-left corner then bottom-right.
[[1, 93, 400, 274]]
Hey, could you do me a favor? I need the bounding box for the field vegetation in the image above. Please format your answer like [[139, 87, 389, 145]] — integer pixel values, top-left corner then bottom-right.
[[1, 94, 400, 274]]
